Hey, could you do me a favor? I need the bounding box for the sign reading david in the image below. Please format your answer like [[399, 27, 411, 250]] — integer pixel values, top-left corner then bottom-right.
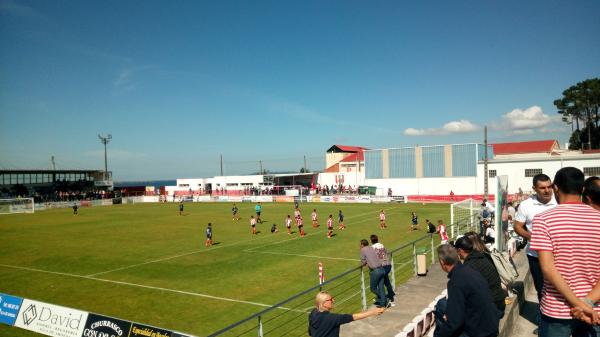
[[14, 299, 88, 337], [0, 292, 23, 326], [82, 313, 132, 337]]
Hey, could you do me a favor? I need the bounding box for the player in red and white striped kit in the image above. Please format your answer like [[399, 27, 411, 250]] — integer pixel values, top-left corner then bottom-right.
[[311, 209, 319, 228], [327, 214, 334, 238], [379, 210, 387, 229], [297, 216, 305, 237]]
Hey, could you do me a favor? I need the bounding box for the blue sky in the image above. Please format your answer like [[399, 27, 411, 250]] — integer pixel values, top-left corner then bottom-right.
[[1, 0, 599, 181]]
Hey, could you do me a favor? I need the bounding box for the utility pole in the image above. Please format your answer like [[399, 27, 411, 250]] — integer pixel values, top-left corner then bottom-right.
[[220, 155, 223, 176], [98, 134, 112, 180], [483, 126, 488, 199], [259, 160, 263, 175], [303, 155, 307, 173], [51, 156, 56, 170]]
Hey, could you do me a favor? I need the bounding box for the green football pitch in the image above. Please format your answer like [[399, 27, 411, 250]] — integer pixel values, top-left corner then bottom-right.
[[0, 202, 449, 336]]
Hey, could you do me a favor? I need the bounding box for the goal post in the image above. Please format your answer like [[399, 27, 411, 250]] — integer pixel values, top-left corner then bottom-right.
[[0, 198, 35, 215], [449, 198, 478, 239]]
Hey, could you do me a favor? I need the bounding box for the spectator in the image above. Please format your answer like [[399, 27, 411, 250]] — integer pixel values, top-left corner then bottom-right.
[[359, 239, 387, 308], [454, 236, 506, 313], [434, 244, 500, 337], [513, 174, 556, 334], [464, 231, 490, 253], [370, 234, 395, 307], [308, 291, 384, 337], [530, 167, 600, 337], [583, 176, 600, 211]]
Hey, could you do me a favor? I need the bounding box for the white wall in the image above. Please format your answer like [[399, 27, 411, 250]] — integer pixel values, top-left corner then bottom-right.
[[478, 154, 600, 195], [318, 171, 365, 189], [364, 153, 600, 196], [365, 177, 478, 196]]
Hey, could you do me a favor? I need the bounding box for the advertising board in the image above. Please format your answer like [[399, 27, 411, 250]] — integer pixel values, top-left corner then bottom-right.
[[81, 313, 132, 337], [14, 299, 88, 337], [0, 293, 23, 326]]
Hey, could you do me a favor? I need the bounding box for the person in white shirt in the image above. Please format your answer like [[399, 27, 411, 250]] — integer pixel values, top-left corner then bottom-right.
[[513, 173, 557, 334]]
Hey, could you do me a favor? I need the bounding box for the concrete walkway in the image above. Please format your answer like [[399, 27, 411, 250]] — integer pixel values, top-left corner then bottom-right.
[[341, 259, 448, 336], [342, 250, 537, 337]]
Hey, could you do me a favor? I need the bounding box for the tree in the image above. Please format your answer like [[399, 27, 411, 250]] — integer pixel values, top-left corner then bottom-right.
[[299, 168, 310, 173], [555, 78, 600, 150]]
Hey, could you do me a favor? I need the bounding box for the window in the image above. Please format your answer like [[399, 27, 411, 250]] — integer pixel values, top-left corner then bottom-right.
[[178, 184, 189, 187], [488, 170, 497, 178], [584, 167, 600, 176], [226, 183, 238, 187], [525, 169, 543, 177]]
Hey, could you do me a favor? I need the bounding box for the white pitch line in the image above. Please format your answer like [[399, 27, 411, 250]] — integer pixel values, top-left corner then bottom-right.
[[245, 250, 360, 262], [0, 263, 303, 312]]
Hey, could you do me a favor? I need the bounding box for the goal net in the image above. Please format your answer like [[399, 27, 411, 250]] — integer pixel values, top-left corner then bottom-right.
[[449, 198, 479, 239], [0, 198, 35, 215]]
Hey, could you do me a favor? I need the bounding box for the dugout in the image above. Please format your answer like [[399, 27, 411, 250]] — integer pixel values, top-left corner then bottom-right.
[[271, 173, 317, 191]]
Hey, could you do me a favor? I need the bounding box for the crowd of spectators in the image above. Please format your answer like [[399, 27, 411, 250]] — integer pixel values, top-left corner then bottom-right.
[[0, 181, 114, 203]]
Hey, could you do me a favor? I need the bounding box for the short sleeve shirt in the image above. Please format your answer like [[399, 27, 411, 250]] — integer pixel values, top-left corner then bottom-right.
[[514, 195, 557, 257], [530, 203, 600, 319]]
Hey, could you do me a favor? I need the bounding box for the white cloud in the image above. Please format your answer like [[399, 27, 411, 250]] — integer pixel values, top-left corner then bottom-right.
[[404, 120, 480, 136], [489, 105, 566, 136], [502, 106, 553, 130]]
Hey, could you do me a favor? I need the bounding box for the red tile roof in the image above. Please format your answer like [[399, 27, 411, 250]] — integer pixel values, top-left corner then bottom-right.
[[491, 140, 559, 155], [340, 152, 365, 162]]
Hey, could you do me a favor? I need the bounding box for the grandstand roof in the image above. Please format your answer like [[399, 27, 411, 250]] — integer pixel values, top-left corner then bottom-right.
[[491, 140, 559, 155], [326, 145, 368, 153]]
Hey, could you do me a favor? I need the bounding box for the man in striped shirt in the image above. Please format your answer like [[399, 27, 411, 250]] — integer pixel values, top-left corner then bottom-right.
[[530, 167, 600, 337]]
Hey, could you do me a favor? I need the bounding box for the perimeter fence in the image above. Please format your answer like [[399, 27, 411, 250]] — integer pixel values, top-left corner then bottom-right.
[[208, 211, 480, 337]]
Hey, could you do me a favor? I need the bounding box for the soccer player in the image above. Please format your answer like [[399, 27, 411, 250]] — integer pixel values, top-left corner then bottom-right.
[[294, 206, 301, 219], [379, 210, 386, 229], [255, 202, 262, 223], [436, 219, 448, 244], [338, 210, 346, 230], [232, 203, 239, 221], [72, 203, 78, 215], [205, 223, 213, 247], [250, 216, 257, 235], [297, 216, 305, 237], [311, 209, 319, 228], [411, 212, 419, 230], [271, 224, 278, 233], [327, 214, 334, 238], [286, 215, 293, 235], [179, 201, 184, 216]]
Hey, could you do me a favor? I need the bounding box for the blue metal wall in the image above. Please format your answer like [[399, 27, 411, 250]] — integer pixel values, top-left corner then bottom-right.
[[389, 148, 416, 178], [365, 150, 383, 179], [452, 144, 477, 176], [422, 146, 445, 177]]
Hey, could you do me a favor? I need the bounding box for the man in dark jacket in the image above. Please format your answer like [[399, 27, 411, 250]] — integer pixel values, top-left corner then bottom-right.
[[454, 236, 506, 313], [434, 244, 500, 337], [308, 291, 384, 337]]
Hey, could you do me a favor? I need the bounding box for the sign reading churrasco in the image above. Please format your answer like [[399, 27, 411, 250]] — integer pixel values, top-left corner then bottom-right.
[[82, 313, 132, 337], [13, 299, 88, 337], [0, 293, 23, 326]]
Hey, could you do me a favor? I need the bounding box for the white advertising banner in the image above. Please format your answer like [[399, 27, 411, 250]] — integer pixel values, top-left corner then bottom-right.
[[14, 299, 88, 337]]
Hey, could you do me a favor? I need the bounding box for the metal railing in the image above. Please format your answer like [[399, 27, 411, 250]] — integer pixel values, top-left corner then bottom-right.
[[208, 213, 481, 336]]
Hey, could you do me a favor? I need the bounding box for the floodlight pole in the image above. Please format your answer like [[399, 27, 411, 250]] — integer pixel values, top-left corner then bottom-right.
[[98, 134, 112, 180]]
